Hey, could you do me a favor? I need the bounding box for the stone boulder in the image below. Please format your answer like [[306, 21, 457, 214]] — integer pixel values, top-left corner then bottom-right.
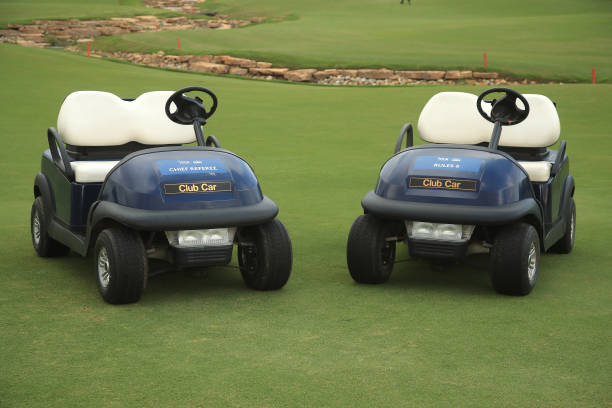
[[283, 69, 317, 82], [190, 62, 229, 74]]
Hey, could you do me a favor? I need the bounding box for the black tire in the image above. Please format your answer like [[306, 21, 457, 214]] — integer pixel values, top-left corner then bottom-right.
[[238, 219, 292, 290], [551, 196, 576, 254], [31, 196, 69, 257], [93, 227, 148, 304], [346, 214, 401, 284], [490, 222, 540, 296]]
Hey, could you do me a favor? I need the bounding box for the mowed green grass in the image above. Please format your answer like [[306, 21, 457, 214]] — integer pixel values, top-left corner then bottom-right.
[[90, 0, 612, 83], [1, 44, 611, 407]]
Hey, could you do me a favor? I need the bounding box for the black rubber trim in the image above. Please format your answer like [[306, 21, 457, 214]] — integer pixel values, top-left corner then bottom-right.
[[90, 196, 279, 231], [361, 190, 542, 226], [34, 172, 55, 216], [408, 239, 468, 258]]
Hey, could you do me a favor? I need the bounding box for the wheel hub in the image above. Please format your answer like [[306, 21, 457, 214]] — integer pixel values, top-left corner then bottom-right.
[[527, 242, 537, 282], [33, 211, 41, 246], [97, 247, 111, 289]]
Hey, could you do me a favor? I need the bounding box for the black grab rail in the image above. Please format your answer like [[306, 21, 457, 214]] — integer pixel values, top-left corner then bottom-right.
[[394, 123, 413, 154]]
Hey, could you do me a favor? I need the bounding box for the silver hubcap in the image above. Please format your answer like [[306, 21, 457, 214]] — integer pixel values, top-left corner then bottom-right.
[[527, 242, 537, 282], [570, 211, 575, 244], [33, 211, 41, 246], [97, 247, 111, 289]]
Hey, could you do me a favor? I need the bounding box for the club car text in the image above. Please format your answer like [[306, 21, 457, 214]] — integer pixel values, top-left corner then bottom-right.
[[164, 181, 232, 195], [409, 177, 478, 192]]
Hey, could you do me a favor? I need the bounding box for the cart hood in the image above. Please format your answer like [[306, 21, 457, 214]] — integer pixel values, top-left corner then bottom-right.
[[375, 145, 533, 206], [100, 147, 264, 211]]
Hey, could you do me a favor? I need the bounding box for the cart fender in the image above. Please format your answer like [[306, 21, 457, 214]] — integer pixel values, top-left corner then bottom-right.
[[34, 172, 55, 219]]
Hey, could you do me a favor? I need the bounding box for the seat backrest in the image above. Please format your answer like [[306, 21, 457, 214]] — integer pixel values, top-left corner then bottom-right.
[[57, 91, 196, 146], [417, 92, 560, 148]]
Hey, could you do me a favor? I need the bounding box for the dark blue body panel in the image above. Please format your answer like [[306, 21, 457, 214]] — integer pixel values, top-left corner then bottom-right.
[[375, 145, 534, 206], [101, 149, 263, 211], [41, 150, 103, 230]]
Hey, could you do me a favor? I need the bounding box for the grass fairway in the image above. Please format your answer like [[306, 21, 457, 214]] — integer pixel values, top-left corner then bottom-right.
[[1, 44, 611, 407], [90, 0, 612, 83]]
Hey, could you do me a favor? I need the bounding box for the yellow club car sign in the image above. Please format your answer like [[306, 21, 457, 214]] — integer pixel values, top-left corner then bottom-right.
[[164, 181, 232, 195]]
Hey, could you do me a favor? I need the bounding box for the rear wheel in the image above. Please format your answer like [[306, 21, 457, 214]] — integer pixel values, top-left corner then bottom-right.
[[238, 219, 292, 290], [31, 196, 69, 257], [551, 196, 576, 254], [94, 227, 148, 304], [346, 214, 401, 284], [490, 222, 540, 296]]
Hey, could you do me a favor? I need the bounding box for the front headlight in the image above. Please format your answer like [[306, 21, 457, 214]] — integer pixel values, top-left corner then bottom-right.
[[406, 221, 474, 242], [165, 228, 237, 248]]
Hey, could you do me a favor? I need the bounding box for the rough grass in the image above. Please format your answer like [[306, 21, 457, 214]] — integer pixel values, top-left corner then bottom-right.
[[87, 0, 612, 83], [0, 44, 610, 407]]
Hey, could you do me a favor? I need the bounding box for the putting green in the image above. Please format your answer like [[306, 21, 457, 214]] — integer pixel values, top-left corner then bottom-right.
[[87, 0, 612, 83], [1, 44, 610, 407]]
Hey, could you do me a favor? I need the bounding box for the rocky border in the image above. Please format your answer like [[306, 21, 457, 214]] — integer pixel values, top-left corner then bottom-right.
[[1, 15, 544, 86], [0, 15, 262, 48], [95, 50, 540, 86]]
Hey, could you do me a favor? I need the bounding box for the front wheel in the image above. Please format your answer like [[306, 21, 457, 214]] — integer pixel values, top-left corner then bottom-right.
[[490, 223, 540, 296], [31, 196, 69, 257], [238, 219, 292, 290], [94, 227, 148, 304], [346, 214, 401, 284]]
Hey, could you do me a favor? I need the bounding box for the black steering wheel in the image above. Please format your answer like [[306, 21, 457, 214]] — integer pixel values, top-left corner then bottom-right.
[[477, 87, 529, 126], [165, 86, 218, 125]]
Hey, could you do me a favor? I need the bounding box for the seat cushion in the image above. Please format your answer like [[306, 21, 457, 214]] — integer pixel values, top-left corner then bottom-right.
[[517, 161, 551, 182], [417, 92, 560, 148], [57, 91, 196, 146], [71, 160, 120, 183]]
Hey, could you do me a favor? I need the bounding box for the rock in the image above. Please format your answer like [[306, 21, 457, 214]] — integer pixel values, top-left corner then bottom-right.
[[229, 67, 248, 76], [135, 15, 158, 21], [357, 68, 394, 79], [190, 62, 229, 74], [473, 72, 499, 79], [421, 71, 446, 80], [338, 69, 358, 77], [283, 69, 317, 82], [217, 55, 257, 67], [256, 61, 273, 68], [191, 55, 213, 63], [445, 70, 472, 80], [249, 67, 288, 76], [313, 69, 339, 80]]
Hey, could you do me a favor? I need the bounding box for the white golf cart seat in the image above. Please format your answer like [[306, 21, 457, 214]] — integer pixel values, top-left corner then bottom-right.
[[417, 92, 561, 182], [56, 91, 195, 183]]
